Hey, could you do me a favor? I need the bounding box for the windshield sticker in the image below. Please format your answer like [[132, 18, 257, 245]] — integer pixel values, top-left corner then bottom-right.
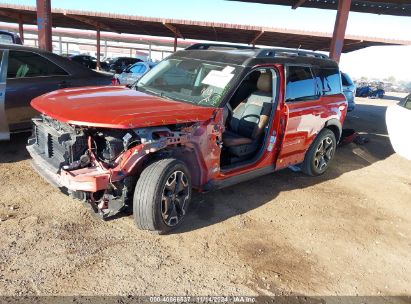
[[222, 66, 235, 74], [201, 70, 234, 89]]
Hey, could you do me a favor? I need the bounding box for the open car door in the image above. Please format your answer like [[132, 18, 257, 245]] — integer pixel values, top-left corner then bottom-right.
[[386, 95, 411, 160]]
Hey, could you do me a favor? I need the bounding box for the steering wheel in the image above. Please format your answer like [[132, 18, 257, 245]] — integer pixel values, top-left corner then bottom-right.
[[241, 114, 260, 122]]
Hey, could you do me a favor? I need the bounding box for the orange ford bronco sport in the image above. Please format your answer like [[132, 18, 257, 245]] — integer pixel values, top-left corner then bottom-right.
[[27, 45, 347, 233]]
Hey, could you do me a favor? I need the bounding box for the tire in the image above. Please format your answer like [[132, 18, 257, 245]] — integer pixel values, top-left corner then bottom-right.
[[302, 129, 337, 176], [133, 158, 191, 233]]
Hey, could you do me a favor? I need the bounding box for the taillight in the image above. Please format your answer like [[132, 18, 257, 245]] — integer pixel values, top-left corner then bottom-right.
[[111, 78, 119, 85]]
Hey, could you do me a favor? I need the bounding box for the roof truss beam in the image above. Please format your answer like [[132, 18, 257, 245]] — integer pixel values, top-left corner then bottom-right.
[[250, 30, 264, 45], [65, 14, 120, 33], [163, 22, 184, 39], [0, 10, 31, 23], [292, 0, 307, 9]]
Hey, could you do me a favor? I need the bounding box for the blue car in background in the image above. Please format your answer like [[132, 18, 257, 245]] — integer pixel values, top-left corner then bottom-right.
[[355, 82, 385, 99], [115, 61, 157, 85], [341, 72, 356, 112]]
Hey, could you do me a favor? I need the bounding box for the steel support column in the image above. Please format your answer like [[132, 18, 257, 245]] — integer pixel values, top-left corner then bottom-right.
[[96, 28, 101, 70], [329, 0, 352, 62], [36, 0, 52, 51], [18, 15, 24, 44], [58, 35, 62, 54]]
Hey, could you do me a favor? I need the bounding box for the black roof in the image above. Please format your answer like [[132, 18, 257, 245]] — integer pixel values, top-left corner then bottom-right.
[[172, 47, 339, 69]]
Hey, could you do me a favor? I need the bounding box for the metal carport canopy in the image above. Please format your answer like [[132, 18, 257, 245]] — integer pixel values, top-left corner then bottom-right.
[[229, 0, 411, 17], [0, 3, 409, 54]]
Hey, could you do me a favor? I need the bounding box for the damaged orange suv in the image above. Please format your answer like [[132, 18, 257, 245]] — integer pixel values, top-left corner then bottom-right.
[[27, 45, 347, 233]]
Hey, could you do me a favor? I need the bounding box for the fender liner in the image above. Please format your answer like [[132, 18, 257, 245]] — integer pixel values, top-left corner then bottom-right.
[[324, 118, 342, 142]]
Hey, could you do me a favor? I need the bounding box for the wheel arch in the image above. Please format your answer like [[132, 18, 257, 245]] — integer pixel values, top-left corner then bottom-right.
[[131, 148, 203, 190], [324, 118, 342, 142]]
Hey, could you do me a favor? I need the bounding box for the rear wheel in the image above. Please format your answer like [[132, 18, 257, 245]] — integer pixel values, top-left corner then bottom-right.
[[133, 158, 191, 233], [302, 129, 336, 176]]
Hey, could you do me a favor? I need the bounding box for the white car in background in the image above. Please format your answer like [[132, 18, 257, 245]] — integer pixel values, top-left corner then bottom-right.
[[386, 94, 411, 160], [115, 61, 157, 85]]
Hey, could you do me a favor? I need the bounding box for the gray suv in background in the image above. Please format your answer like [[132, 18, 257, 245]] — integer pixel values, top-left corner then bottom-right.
[[341, 72, 356, 112]]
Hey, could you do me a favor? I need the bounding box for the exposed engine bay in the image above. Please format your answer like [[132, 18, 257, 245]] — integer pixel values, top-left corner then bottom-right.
[[27, 115, 194, 219]]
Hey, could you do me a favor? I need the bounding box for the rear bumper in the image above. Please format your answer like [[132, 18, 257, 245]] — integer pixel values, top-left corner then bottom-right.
[[347, 102, 355, 112], [27, 143, 111, 192]]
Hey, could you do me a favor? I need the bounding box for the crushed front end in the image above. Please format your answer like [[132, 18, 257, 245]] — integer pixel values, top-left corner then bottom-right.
[[27, 115, 191, 219]]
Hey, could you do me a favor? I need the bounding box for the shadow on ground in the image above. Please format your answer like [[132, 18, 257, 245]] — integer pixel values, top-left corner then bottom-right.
[[174, 102, 395, 233], [0, 132, 31, 163]]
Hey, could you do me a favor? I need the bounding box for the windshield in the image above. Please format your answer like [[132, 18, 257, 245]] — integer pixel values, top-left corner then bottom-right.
[[136, 58, 243, 107]]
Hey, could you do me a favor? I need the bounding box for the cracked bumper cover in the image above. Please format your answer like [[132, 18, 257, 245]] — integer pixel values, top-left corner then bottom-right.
[[27, 144, 111, 192]]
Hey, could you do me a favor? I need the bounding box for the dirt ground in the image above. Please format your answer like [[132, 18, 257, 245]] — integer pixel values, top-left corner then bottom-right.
[[0, 95, 410, 297]]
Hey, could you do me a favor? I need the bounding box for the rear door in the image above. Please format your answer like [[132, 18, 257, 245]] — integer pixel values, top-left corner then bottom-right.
[[275, 65, 323, 169], [5, 50, 70, 131]]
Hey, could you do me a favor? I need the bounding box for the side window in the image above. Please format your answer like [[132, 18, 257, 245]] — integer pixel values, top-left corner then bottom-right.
[[0, 33, 13, 44], [0, 50, 4, 82], [140, 65, 147, 74], [285, 66, 318, 102], [403, 96, 411, 110], [7, 50, 68, 79], [341, 73, 353, 86], [314, 68, 342, 95], [130, 64, 143, 74]]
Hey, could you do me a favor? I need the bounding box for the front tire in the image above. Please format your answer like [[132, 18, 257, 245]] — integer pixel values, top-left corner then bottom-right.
[[302, 129, 337, 176], [133, 158, 191, 233]]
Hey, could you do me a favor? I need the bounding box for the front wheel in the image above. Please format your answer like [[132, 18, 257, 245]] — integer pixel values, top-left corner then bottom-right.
[[133, 158, 191, 233], [302, 129, 337, 176]]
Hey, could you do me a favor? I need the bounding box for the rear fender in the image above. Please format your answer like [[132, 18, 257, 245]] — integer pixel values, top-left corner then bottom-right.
[[324, 118, 342, 142]]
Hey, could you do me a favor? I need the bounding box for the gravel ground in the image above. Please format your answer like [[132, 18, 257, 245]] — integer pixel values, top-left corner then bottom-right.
[[0, 96, 410, 297]]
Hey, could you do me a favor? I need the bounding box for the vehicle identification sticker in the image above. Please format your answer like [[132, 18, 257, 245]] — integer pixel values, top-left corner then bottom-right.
[[222, 66, 235, 74], [202, 70, 234, 89]]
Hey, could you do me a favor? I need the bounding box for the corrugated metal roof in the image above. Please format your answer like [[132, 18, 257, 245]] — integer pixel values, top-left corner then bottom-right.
[[0, 3, 409, 53], [229, 0, 411, 17]]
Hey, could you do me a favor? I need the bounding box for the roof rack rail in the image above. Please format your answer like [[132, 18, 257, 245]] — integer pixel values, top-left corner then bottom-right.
[[257, 48, 329, 59], [186, 43, 258, 50]]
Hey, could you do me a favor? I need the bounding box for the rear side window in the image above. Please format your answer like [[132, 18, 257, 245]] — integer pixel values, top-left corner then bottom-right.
[[7, 50, 68, 78], [314, 68, 342, 95], [403, 95, 411, 110], [0, 33, 13, 44], [341, 73, 353, 86], [0, 50, 4, 82], [130, 64, 145, 74], [285, 66, 318, 102]]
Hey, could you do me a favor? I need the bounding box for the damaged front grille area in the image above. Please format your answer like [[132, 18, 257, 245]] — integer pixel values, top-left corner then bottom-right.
[[28, 116, 88, 173]]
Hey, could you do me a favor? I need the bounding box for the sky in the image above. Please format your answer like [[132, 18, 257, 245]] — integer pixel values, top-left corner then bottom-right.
[[2, 0, 411, 81]]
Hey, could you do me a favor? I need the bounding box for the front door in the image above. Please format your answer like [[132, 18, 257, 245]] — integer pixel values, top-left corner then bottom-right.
[[5, 50, 70, 131]]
